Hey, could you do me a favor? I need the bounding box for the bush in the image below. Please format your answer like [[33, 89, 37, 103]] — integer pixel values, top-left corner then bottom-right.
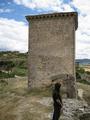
[[86, 71, 90, 75], [13, 67, 27, 76], [78, 79, 90, 85], [0, 71, 15, 78], [17, 60, 27, 69], [76, 66, 86, 80], [0, 80, 8, 86], [76, 72, 81, 79]]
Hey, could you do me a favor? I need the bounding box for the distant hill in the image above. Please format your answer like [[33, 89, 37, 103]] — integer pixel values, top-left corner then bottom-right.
[[76, 59, 90, 65], [0, 51, 90, 65], [0, 51, 28, 60]]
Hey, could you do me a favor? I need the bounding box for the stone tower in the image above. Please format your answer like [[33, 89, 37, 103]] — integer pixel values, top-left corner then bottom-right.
[[26, 12, 78, 98]]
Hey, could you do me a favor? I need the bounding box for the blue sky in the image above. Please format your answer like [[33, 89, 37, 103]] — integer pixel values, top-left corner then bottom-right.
[[0, 0, 90, 59]]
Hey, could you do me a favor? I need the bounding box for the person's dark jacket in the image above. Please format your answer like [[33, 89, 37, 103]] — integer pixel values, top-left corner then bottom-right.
[[52, 83, 62, 108], [53, 89, 62, 108]]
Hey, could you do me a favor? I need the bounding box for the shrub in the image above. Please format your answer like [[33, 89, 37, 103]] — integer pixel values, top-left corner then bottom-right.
[[0, 71, 15, 78]]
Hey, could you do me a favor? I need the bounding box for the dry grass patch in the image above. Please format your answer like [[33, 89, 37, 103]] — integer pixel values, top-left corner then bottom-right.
[[0, 78, 90, 120], [0, 78, 52, 120], [77, 82, 90, 105]]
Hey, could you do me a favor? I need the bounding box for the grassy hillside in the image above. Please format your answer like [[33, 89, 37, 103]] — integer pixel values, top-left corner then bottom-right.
[[0, 51, 90, 87], [0, 51, 90, 119], [0, 51, 28, 78]]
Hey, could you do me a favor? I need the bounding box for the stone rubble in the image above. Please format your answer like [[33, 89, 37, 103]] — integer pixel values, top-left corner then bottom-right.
[[61, 99, 89, 120], [38, 97, 90, 120]]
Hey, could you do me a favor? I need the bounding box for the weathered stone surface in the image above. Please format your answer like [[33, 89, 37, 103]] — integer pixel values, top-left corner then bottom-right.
[[26, 12, 78, 98], [37, 97, 90, 120], [61, 99, 88, 120]]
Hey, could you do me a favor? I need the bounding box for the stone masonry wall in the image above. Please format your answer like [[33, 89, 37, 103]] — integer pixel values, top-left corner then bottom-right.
[[27, 13, 78, 98]]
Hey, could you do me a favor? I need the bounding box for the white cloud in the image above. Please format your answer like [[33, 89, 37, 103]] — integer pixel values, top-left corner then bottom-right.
[[71, 0, 90, 14], [14, 0, 62, 10], [70, 0, 90, 59], [13, 0, 75, 12], [0, 18, 28, 52], [3, 0, 90, 58], [0, 8, 13, 13]]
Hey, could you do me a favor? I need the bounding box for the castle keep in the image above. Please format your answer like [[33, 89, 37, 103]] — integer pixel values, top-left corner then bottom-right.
[[26, 12, 78, 98]]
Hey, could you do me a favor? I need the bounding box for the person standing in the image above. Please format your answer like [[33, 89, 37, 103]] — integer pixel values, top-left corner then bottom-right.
[[52, 83, 63, 120]]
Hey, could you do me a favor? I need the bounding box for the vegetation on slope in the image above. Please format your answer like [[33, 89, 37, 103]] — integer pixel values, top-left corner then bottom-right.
[[0, 51, 90, 119], [76, 64, 90, 85], [0, 51, 90, 87], [0, 51, 28, 78]]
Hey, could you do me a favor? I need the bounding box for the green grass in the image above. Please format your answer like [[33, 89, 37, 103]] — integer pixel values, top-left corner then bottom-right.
[[13, 67, 27, 77], [0, 51, 28, 78], [0, 71, 15, 78], [0, 68, 27, 79], [77, 79, 90, 85], [77, 82, 90, 105]]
